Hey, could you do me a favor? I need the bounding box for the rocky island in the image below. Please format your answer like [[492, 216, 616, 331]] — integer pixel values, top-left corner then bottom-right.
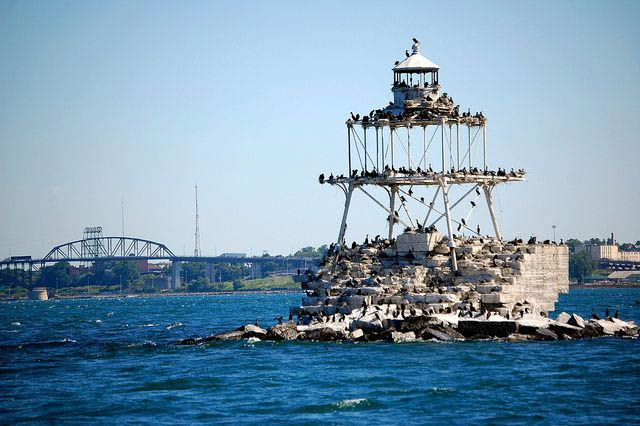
[[181, 40, 637, 344], [180, 231, 637, 344]]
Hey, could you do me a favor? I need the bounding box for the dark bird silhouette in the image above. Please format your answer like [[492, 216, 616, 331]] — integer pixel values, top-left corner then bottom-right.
[[405, 50, 410, 58], [614, 309, 619, 318], [274, 316, 284, 324], [475, 187, 481, 196], [412, 37, 419, 44], [605, 307, 610, 317], [476, 225, 481, 234], [461, 218, 466, 226], [470, 201, 476, 207], [457, 223, 462, 232], [395, 60, 400, 65]]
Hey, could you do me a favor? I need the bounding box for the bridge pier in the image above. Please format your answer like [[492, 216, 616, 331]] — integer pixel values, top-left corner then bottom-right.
[[205, 262, 215, 282], [251, 263, 262, 279], [171, 261, 181, 289]]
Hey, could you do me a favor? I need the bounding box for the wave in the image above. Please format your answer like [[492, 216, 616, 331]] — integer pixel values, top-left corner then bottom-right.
[[166, 322, 183, 330], [1, 338, 77, 350], [334, 398, 369, 408], [294, 397, 378, 414], [11, 322, 21, 326]]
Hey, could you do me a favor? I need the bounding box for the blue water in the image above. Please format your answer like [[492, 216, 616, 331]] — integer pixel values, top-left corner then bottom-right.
[[1, 288, 639, 424]]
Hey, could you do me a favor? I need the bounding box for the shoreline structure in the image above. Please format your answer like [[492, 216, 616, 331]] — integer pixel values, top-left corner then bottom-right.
[[182, 40, 637, 343]]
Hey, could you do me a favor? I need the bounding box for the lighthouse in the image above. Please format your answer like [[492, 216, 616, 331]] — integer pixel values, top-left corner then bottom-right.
[[320, 39, 525, 271]]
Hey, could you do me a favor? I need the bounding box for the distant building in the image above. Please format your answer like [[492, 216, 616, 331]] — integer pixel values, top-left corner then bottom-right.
[[575, 244, 640, 263]]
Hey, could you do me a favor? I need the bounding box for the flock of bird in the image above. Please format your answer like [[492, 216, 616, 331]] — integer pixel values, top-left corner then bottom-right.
[[348, 100, 484, 124], [318, 166, 526, 184]]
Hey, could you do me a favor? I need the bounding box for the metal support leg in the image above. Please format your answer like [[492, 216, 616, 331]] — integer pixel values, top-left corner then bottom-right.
[[337, 184, 354, 245], [441, 179, 458, 271], [388, 186, 397, 240], [483, 123, 487, 170], [440, 122, 445, 173], [483, 186, 502, 240]]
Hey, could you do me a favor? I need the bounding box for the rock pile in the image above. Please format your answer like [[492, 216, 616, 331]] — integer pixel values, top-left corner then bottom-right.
[[179, 312, 637, 344], [179, 232, 637, 344]]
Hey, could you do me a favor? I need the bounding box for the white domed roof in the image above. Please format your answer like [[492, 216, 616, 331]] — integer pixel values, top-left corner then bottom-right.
[[393, 42, 439, 72]]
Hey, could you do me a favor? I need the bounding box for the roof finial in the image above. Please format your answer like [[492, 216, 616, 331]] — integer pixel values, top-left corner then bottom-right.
[[411, 37, 420, 54]]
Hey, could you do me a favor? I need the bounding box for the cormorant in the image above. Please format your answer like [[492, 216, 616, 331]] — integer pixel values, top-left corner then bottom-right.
[[412, 37, 419, 43], [405, 50, 410, 58], [477, 225, 481, 234]]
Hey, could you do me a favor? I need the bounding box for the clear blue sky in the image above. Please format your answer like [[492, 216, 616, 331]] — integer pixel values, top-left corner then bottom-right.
[[1, 0, 639, 258]]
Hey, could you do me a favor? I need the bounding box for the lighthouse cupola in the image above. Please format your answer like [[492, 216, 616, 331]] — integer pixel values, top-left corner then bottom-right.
[[391, 40, 440, 113]]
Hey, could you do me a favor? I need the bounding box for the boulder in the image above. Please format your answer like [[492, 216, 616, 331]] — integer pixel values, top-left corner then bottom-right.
[[567, 313, 586, 328], [516, 315, 550, 334], [399, 315, 438, 333], [266, 321, 298, 341], [422, 325, 465, 341], [457, 319, 518, 338], [350, 329, 364, 340], [533, 328, 558, 341], [555, 312, 570, 324], [506, 333, 533, 342], [210, 330, 245, 341], [584, 318, 639, 337], [236, 324, 267, 338], [350, 319, 384, 333], [549, 322, 583, 338], [301, 327, 339, 341], [390, 331, 417, 342]]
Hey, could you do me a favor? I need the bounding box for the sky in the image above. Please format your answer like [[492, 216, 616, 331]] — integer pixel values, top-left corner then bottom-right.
[[1, 0, 639, 258]]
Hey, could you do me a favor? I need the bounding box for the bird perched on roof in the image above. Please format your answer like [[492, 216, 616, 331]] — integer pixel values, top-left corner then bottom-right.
[[395, 61, 400, 65], [405, 50, 410, 58], [412, 37, 419, 44]]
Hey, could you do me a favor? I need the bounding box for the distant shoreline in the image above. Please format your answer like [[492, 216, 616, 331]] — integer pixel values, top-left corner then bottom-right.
[[0, 289, 303, 301], [570, 283, 640, 289]]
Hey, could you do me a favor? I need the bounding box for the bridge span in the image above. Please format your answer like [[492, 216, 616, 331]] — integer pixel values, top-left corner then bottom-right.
[[1, 235, 316, 288]]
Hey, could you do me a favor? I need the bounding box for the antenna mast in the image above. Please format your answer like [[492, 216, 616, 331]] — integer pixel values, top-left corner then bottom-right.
[[121, 196, 125, 238], [194, 185, 201, 256]]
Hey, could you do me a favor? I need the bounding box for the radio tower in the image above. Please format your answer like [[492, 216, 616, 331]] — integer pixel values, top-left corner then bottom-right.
[[194, 185, 201, 256]]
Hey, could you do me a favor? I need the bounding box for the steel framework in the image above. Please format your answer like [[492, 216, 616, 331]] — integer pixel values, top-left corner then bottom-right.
[[43, 236, 175, 261], [321, 40, 525, 272]]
